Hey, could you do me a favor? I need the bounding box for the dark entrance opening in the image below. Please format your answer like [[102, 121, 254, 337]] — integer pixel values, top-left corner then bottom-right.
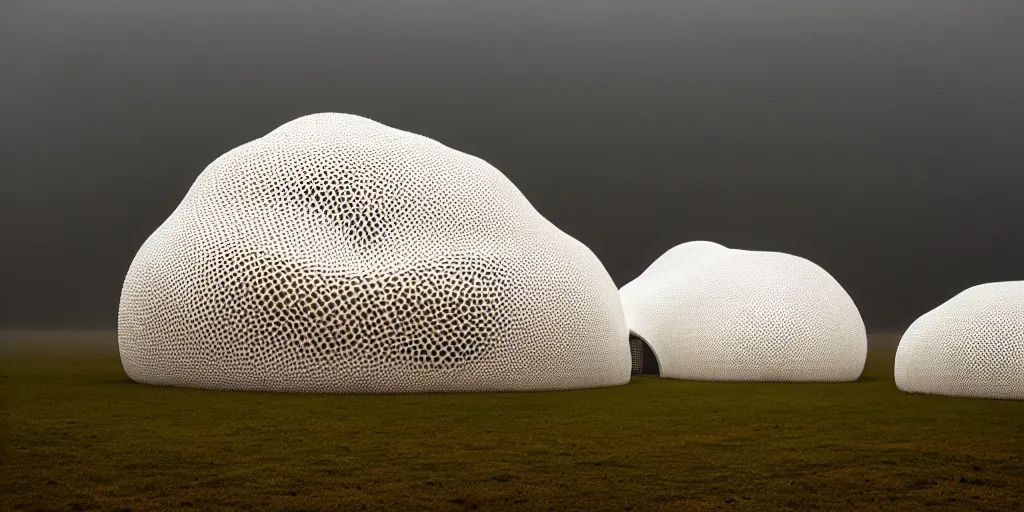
[[629, 333, 660, 375]]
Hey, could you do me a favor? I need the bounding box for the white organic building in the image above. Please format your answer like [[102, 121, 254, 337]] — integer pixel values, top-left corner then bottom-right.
[[620, 241, 867, 381], [895, 282, 1024, 400], [118, 113, 631, 394]]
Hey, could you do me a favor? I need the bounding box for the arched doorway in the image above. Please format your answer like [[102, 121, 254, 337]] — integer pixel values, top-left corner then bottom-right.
[[629, 332, 660, 375]]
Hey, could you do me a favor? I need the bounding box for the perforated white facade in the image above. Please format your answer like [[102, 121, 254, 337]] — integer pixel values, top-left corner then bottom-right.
[[620, 241, 867, 381], [117, 113, 630, 394], [895, 281, 1024, 400]]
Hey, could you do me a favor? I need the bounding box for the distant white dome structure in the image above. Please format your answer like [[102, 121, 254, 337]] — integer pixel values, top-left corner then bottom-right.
[[118, 113, 630, 394], [620, 241, 867, 381], [895, 282, 1024, 400]]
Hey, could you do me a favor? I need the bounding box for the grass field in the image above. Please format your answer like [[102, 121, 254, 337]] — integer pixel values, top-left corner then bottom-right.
[[2, 333, 1023, 511]]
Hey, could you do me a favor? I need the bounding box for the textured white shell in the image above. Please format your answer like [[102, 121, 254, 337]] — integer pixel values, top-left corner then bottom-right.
[[895, 281, 1024, 400], [117, 113, 630, 394], [620, 241, 866, 382]]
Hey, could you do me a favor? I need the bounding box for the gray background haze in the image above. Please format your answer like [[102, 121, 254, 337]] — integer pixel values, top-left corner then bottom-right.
[[2, 0, 1023, 332]]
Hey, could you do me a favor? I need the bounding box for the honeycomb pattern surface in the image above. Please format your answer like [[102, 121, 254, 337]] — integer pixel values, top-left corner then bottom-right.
[[895, 281, 1024, 400], [629, 338, 643, 374], [118, 113, 630, 394], [619, 241, 867, 381]]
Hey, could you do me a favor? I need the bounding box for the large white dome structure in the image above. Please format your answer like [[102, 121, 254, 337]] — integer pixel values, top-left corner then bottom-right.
[[619, 241, 867, 381], [895, 282, 1024, 400], [118, 113, 631, 394]]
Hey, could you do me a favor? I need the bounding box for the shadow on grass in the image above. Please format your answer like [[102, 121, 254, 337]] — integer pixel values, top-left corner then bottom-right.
[[5, 333, 1024, 511], [98, 376, 136, 386]]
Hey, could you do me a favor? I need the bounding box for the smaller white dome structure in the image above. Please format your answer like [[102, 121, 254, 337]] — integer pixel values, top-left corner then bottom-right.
[[620, 241, 867, 382], [895, 281, 1024, 400]]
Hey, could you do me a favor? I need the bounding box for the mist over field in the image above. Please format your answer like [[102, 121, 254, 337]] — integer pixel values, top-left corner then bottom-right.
[[2, 0, 1023, 334], [4, 6, 1023, 510]]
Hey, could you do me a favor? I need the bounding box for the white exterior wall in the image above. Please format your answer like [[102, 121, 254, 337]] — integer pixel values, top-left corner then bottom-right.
[[118, 113, 630, 394]]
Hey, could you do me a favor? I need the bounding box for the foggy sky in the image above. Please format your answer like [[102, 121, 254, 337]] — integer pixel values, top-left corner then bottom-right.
[[2, 0, 1023, 331]]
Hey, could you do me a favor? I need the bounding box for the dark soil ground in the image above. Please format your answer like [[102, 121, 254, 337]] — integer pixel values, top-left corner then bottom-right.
[[2, 333, 1022, 511]]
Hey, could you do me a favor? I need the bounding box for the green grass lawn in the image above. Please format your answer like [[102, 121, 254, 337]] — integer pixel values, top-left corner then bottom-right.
[[2, 333, 1023, 511]]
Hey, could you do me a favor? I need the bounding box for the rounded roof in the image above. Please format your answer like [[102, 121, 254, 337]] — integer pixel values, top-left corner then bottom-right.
[[118, 113, 629, 393], [895, 281, 1024, 400], [620, 241, 866, 382]]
